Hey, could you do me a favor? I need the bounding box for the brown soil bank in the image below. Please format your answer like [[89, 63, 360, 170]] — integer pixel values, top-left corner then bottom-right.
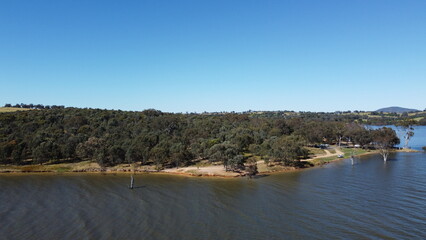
[[0, 148, 419, 177]]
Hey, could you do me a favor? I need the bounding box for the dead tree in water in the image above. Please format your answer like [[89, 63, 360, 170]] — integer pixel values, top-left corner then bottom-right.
[[126, 150, 137, 189], [129, 175, 134, 189]]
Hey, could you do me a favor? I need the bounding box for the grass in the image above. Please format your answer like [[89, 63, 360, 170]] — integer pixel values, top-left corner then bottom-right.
[[52, 166, 72, 173], [409, 111, 426, 116], [20, 165, 47, 172], [307, 147, 326, 156], [311, 147, 370, 165], [340, 148, 369, 158], [0, 107, 33, 113], [0, 160, 101, 173], [311, 156, 339, 165], [413, 117, 424, 122]]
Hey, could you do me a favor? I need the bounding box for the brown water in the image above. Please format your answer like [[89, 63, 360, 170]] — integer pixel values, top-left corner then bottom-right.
[[1, 151, 425, 239]]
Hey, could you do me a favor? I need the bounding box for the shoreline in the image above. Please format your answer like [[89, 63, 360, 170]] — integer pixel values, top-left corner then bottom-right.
[[0, 149, 421, 178]]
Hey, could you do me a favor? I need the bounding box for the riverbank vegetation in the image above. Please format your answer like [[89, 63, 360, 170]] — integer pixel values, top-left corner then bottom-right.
[[0, 106, 406, 173]]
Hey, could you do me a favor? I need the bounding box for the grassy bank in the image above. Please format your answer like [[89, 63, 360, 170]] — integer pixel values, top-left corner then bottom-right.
[[311, 148, 371, 165], [0, 148, 418, 176], [0, 107, 33, 113]]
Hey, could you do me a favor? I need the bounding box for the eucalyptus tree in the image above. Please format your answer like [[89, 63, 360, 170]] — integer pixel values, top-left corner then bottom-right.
[[269, 135, 308, 166], [208, 143, 239, 171], [245, 157, 258, 178], [397, 119, 416, 149], [372, 127, 400, 161]]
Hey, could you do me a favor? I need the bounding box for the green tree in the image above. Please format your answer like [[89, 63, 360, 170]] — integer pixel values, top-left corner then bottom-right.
[[170, 142, 193, 168], [270, 135, 308, 166], [346, 124, 372, 148], [227, 154, 246, 172], [372, 127, 400, 161], [150, 143, 169, 171], [208, 143, 239, 171], [32, 142, 50, 165], [245, 157, 258, 178], [76, 137, 105, 159]]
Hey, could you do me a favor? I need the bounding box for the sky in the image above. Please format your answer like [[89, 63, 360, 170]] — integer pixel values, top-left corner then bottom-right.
[[1, 0, 425, 113]]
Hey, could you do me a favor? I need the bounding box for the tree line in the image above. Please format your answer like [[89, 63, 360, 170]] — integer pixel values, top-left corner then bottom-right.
[[4, 103, 65, 109], [0, 107, 401, 170]]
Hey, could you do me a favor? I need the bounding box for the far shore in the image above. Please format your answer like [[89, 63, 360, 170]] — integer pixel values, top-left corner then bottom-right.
[[0, 148, 421, 178]]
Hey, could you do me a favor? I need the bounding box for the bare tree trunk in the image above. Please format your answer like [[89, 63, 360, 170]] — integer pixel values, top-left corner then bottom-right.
[[404, 134, 413, 149], [129, 175, 134, 189], [380, 149, 389, 162]]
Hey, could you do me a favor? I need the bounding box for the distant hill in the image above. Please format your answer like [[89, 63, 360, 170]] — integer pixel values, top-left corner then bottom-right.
[[376, 106, 419, 113]]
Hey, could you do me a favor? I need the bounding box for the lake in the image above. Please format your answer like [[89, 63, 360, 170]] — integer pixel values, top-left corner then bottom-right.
[[1, 127, 425, 239], [368, 125, 426, 151]]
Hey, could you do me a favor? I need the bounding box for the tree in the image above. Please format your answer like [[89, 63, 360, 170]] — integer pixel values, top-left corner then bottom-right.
[[150, 143, 169, 171], [125, 144, 141, 165], [332, 122, 346, 147], [95, 147, 107, 170], [62, 135, 81, 159], [397, 119, 416, 149], [76, 137, 105, 159], [0, 140, 17, 164], [231, 128, 254, 151], [346, 124, 372, 148], [372, 127, 400, 161], [208, 143, 239, 171], [107, 146, 126, 166], [11, 143, 25, 165], [227, 154, 246, 172], [269, 135, 308, 166], [245, 157, 258, 178], [170, 142, 193, 168], [32, 141, 61, 164]]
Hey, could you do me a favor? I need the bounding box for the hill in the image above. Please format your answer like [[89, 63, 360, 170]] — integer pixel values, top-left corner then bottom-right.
[[376, 106, 419, 113]]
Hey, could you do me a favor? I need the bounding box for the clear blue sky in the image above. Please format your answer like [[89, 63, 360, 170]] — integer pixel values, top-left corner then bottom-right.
[[1, 0, 425, 112]]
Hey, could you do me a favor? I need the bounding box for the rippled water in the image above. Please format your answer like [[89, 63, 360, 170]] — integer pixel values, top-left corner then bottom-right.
[[1, 126, 426, 239], [1, 151, 425, 239]]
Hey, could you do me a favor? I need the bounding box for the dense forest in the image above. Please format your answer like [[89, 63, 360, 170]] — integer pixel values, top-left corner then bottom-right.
[[0, 106, 404, 171]]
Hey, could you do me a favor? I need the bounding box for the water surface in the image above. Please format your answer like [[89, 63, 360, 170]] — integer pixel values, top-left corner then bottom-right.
[[1, 126, 426, 239]]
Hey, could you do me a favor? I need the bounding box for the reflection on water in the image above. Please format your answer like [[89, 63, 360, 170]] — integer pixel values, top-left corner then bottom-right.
[[1, 152, 425, 239]]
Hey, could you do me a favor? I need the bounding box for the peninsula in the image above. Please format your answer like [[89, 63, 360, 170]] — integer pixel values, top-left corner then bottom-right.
[[0, 104, 423, 177]]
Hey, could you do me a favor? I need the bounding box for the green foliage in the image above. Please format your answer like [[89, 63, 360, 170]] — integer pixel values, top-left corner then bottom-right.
[[228, 154, 246, 172], [207, 143, 240, 171], [269, 135, 308, 166], [371, 127, 400, 148], [0, 106, 407, 169], [245, 157, 258, 178]]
